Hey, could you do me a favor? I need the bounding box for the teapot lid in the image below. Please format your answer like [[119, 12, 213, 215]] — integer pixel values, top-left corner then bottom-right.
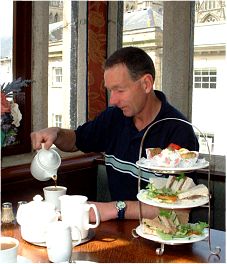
[[37, 148, 61, 170]]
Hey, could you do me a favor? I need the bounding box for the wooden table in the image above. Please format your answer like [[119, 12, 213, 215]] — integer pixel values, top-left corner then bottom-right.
[[1, 220, 225, 263]]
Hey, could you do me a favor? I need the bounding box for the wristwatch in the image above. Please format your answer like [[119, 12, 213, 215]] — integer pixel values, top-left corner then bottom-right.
[[116, 201, 126, 220]]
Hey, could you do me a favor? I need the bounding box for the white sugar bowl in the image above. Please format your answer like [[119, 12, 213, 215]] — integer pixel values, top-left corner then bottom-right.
[[16, 195, 59, 243]]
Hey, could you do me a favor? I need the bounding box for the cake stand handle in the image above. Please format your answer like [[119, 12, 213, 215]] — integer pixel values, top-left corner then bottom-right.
[[131, 228, 139, 238], [156, 243, 165, 255]]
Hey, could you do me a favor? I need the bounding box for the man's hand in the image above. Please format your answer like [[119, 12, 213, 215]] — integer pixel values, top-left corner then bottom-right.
[[31, 127, 77, 152], [31, 127, 60, 150]]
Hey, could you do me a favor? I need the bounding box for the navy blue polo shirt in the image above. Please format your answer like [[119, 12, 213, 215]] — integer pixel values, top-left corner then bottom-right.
[[76, 91, 199, 201]]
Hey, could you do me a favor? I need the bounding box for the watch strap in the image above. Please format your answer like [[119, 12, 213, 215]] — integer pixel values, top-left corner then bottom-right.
[[116, 201, 126, 220]]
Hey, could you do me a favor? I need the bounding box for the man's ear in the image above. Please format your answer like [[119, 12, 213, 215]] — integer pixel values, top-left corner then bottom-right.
[[142, 74, 154, 93]]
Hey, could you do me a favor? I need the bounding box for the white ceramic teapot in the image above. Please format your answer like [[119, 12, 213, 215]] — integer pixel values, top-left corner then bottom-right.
[[30, 144, 61, 181], [16, 195, 59, 243]]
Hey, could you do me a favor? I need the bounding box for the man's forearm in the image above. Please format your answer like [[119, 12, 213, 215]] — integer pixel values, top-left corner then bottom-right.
[[54, 128, 78, 152], [89, 201, 159, 222], [125, 200, 159, 220]]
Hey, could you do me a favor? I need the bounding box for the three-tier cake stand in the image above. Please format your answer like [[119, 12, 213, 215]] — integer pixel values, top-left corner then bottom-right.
[[132, 118, 221, 258]]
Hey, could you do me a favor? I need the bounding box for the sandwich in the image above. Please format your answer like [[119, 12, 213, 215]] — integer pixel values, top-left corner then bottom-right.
[[165, 175, 196, 192], [177, 184, 209, 200], [142, 209, 208, 240], [146, 174, 209, 203]]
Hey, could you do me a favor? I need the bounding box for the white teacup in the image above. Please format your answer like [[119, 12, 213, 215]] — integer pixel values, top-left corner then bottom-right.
[[0, 236, 19, 263], [43, 186, 67, 211], [59, 195, 100, 240], [46, 221, 81, 263], [30, 144, 61, 181]]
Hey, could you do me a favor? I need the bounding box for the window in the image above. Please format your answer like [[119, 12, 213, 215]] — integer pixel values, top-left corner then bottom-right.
[[196, 132, 214, 154], [0, 1, 32, 156], [123, 1, 163, 90], [52, 114, 62, 127], [194, 68, 217, 89], [47, 1, 108, 129], [52, 67, 62, 86], [193, 1, 226, 155]]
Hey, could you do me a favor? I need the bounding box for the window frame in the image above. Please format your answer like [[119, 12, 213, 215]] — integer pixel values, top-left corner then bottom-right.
[[2, 1, 32, 156]]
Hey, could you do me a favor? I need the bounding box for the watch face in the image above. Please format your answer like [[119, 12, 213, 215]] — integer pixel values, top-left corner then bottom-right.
[[117, 201, 126, 210]]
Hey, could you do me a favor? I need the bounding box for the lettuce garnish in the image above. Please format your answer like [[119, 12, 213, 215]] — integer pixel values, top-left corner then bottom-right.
[[156, 222, 208, 240]]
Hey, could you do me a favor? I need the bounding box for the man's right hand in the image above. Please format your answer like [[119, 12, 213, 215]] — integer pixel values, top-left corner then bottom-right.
[[30, 127, 60, 150]]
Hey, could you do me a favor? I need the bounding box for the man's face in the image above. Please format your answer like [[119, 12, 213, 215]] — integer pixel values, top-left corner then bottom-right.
[[104, 64, 149, 117]]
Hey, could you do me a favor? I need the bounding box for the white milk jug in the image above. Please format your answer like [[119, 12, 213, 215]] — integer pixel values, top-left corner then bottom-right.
[[59, 195, 100, 240], [30, 144, 61, 181]]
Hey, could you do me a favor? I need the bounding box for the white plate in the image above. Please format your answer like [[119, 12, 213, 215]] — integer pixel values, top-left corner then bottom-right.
[[137, 189, 209, 209], [136, 159, 209, 174], [29, 229, 95, 247], [135, 224, 208, 245], [17, 255, 32, 263]]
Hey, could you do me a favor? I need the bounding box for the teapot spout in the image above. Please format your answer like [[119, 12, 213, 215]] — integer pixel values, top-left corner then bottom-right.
[[46, 171, 56, 180]]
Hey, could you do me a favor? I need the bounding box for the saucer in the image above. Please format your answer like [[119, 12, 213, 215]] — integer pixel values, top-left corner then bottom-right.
[[17, 255, 32, 263], [31, 229, 95, 247]]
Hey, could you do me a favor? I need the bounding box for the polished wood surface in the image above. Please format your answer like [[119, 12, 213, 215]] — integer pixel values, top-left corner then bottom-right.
[[1, 220, 225, 263]]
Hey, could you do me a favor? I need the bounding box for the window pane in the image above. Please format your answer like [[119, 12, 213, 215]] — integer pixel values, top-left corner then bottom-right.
[[202, 82, 209, 88], [210, 83, 216, 89], [123, 1, 163, 91], [0, 0, 13, 84], [48, 1, 72, 128], [192, 0, 226, 155], [195, 83, 201, 88], [202, 76, 209, 82]]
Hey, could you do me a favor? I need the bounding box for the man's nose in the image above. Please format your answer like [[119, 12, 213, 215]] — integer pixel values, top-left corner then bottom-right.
[[109, 91, 118, 106]]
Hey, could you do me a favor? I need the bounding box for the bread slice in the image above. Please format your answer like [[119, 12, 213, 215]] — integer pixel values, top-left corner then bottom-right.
[[180, 177, 196, 192], [178, 184, 209, 200], [142, 217, 173, 235], [149, 177, 167, 189], [165, 176, 195, 193], [175, 210, 189, 224], [165, 175, 176, 189]]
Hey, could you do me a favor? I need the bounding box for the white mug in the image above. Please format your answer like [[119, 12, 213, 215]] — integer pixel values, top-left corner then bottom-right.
[[30, 144, 61, 181], [46, 221, 81, 263], [0, 236, 19, 263], [59, 195, 100, 240], [43, 186, 67, 211]]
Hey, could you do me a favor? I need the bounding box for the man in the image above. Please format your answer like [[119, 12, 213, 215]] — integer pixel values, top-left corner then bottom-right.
[[31, 47, 198, 222]]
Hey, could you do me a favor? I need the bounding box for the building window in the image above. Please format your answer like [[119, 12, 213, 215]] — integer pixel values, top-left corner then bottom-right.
[[52, 67, 62, 86], [194, 68, 217, 89], [196, 132, 214, 154], [52, 114, 62, 127]]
